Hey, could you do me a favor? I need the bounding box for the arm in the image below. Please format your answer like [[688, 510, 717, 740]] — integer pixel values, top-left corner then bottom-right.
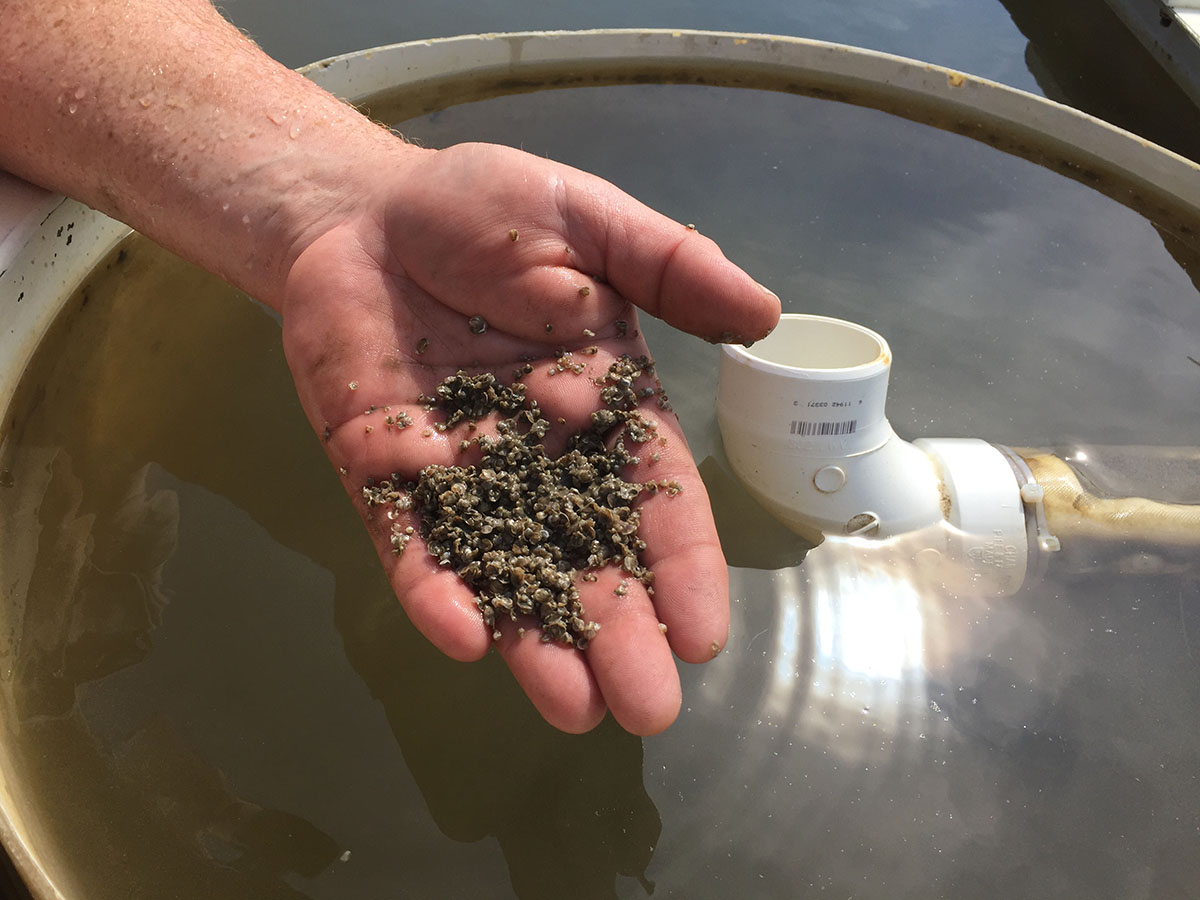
[[0, 0, 780, 735], [0, 0, 396, 308]]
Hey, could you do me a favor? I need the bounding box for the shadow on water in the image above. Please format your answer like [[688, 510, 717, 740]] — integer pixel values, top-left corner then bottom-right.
[[699, 455, 814, 571], [333, 587, 660, 899]]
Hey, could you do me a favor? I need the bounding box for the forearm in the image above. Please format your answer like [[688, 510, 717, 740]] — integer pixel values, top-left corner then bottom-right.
[[0, 0, 415, 309]]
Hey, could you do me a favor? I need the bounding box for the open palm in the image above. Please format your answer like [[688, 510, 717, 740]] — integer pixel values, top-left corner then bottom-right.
[[280, 142, 779, 735]]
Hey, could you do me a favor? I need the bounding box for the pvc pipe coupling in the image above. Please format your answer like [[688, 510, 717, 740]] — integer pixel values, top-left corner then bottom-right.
[[716, 314, 1054, 596]]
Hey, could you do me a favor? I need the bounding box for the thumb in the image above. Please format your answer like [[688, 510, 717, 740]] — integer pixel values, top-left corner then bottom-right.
[[571, 179, 781, 343]]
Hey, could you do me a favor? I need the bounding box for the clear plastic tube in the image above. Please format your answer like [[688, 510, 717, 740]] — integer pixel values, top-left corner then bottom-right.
[[1018, 447, 1200, 547], [1053, 444, 1200, 504]]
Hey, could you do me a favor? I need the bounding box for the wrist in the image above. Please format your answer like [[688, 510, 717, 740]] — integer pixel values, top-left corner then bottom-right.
[[220, 91, 431, 311]]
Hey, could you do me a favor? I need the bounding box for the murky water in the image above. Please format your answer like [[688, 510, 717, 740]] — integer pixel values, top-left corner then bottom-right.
[[2, 82, 1199, 899]]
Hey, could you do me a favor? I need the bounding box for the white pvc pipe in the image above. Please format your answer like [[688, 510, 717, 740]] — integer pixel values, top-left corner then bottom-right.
[[717, 315, 1033, 596], [717, 315, 945, 540]]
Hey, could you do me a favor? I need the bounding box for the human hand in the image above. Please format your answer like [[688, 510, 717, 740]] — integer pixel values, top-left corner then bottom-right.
[[281, 142, 779, 735]]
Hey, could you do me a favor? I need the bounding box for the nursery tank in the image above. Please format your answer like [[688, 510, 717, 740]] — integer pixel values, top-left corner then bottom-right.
[[1, 31, 1199, 900]]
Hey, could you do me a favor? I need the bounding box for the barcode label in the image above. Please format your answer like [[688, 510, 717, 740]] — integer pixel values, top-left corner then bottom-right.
[[791, 419, 858, 437]]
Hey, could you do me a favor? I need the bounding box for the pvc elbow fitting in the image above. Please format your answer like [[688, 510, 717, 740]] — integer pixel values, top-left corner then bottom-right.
[[716, 315, 945, 541], [717, 314, 1033, 595]]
